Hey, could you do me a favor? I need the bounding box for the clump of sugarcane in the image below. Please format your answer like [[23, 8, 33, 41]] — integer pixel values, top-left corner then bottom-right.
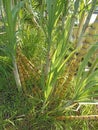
[[54, 29, 89, 99], [55, 0, 97, 99]]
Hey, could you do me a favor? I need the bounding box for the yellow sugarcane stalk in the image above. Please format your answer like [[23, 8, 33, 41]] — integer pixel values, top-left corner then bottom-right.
[[56, 115, 98, 120]]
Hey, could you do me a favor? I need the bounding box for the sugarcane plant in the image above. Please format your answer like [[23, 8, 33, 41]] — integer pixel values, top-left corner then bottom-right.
[[1, 0, 26, 91], [0, 0, 98, 129]]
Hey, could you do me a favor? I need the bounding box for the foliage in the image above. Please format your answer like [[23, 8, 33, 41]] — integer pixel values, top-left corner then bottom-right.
[[0, 0, 98, 129]]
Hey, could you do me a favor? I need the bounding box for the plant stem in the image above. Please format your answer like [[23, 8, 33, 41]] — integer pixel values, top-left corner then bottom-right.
[[77, 0, 97, 47], [45, 34, 51, 76], [12, 55, 22, 92], [56, 115, 98, 120]]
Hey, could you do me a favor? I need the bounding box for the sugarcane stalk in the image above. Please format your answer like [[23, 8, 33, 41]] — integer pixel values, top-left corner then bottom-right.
[[12, 55, 22, 92], [56, 115, 98, 120], [77, 0, 97, 47]]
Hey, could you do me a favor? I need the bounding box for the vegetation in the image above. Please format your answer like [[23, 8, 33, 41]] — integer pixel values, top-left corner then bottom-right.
[[0, 0, 98, 129]]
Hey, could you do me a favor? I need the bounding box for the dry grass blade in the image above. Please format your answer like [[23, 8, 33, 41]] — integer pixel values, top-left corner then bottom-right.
[[16, 46, 41, 96], [56, 115, 98, 121]]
